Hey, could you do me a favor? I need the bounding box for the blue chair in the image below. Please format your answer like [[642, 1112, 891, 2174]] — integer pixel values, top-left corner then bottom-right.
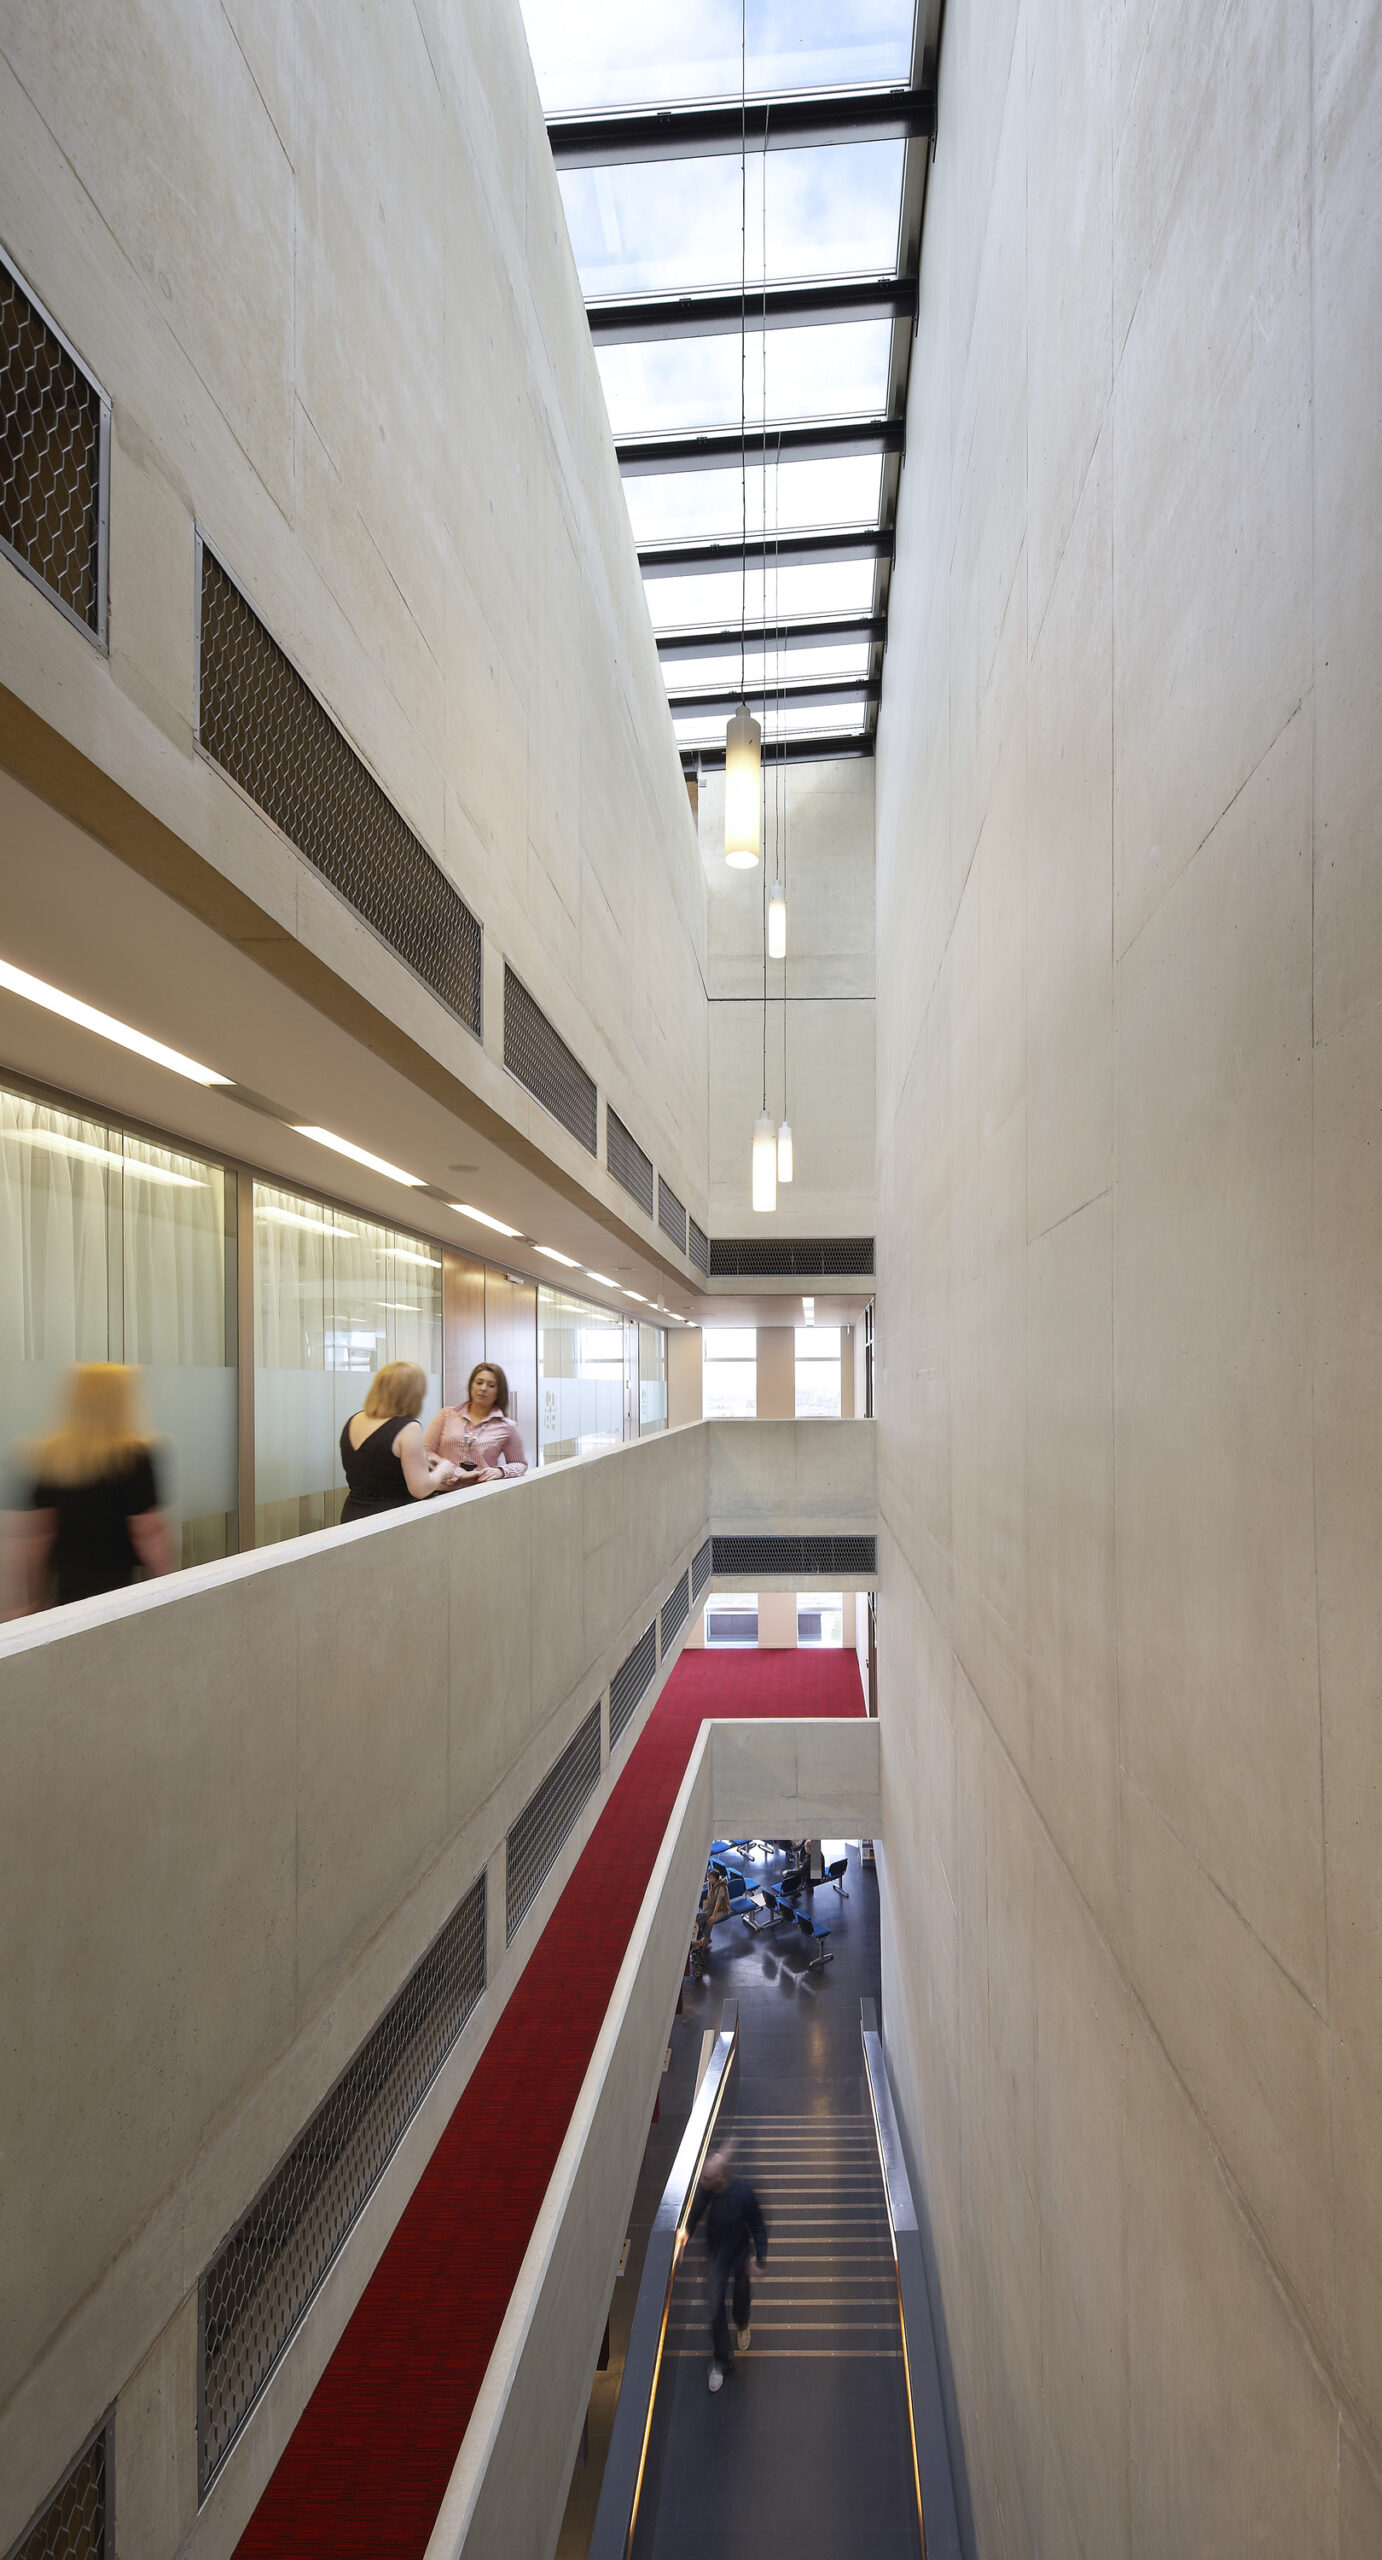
[[796, 1909, 834, 1967]]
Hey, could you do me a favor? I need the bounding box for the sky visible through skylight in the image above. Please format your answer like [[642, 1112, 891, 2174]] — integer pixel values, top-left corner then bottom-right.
[[518, 0, 917, 744]]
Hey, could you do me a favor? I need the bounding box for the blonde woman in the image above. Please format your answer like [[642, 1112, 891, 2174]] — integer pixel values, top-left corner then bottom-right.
[[340, 1361, 460, 1522], [3, 1363, 173, 1615]]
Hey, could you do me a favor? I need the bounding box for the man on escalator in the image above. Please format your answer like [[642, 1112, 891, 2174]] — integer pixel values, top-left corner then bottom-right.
[[688, 2145, 769, 2394]]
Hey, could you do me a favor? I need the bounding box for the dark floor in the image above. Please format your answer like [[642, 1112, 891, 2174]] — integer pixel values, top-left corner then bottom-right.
[[559, 1842, 921, 2560]]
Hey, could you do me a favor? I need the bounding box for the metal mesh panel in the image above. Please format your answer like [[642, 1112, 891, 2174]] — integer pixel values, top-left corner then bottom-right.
[[607, 1107, 654, 1216], [4, 2420, 110, 2560], [661, 1571, 689, 1652], [688, 1216, 710, 1275], [710, 1533, 877, 1576], [197, 547, 482, 1033], [691, 1535, 712, 1600], [506, 1703, 601, 1944], [503, 965, 597, 1154], [707, 1236, 875, 1277], [198, 1871, 486, 2492], [0, 254, 105, 640], [657, 1178, 687, 1254], [609, 1621, 657, 1750]]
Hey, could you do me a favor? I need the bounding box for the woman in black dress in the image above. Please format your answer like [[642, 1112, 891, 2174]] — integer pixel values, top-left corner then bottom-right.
[[340, 1360, 460, 1520], [3, 1362, 174, 1614]]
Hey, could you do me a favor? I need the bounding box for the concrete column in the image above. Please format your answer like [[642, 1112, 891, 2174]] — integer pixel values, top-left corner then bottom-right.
[[840, 1326, 856, 1417], [683, 1603, 705, 1649], [668, 1326, 703, 1426], [757, 1591, 797, 1648], [755, 1326, 796, 1419]]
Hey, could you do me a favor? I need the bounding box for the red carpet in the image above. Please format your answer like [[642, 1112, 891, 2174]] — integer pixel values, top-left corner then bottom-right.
[[235, 1646, 863, 2556]]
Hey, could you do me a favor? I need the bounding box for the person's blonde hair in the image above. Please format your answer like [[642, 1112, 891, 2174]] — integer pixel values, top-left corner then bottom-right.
[[31, 1363, 153, 1488], [362, 1360, 427, 1421]]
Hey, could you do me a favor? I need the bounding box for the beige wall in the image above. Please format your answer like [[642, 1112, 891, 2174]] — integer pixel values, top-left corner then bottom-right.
[[874, 0, 1382, 2551], [667, 1326, 704, 1427], [701, 760, 876, 1237], [755, 1325, 796, 1419], [0, 0, 708, 1250]]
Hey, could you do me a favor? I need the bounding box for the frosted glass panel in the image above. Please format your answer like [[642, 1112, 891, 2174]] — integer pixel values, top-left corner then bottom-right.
[[538, 1287, 624, 1464], [638, 1323, 668, 1434], [254, 1184, 442, 1546]]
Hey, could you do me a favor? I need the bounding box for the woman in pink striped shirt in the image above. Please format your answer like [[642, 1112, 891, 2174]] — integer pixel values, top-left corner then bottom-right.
[[423, 1362, 528, 1484]]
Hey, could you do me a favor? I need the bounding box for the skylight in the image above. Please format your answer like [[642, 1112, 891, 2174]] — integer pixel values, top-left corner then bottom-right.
[[520, 0, 935, 766]]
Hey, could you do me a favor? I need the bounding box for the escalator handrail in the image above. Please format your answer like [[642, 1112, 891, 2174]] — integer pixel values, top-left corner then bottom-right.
[[861, 1998, 963, 2560], [590, 1997, 739, 2560]]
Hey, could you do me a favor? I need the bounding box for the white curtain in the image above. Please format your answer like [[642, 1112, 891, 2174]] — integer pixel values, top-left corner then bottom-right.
[[537, 1286, 623, 1465]]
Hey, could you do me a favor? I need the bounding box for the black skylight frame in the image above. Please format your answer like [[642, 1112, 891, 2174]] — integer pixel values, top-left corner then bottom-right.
[[537, 4, 943, 770]]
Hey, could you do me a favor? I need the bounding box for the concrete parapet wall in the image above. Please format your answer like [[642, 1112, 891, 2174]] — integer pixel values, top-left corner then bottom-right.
[[706, 1417, 875, 1531]]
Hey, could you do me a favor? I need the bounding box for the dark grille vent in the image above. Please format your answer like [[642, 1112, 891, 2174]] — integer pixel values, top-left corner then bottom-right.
[[5, 2415, 111, 2560], [658, 1178, 687, 1253], [609, 1621, 657, 1750], [708, 1237, 874, 1278], [688, 1216, 710, 1275], [198, 1871, 486, 2491], [197, 549, 482, 1033], [506, 1704, 601, 1944], [607, 1107, 654, 1216], [691, 1535, 712, 1600], [503, 965, 597, 1154], [0, 252, 107, 642], [661, 1571, 689, 1652], [711, 1534, 877, 1576]]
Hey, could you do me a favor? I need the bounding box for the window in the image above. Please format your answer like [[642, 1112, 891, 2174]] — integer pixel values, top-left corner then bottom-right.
[[638, 1322, 668, 1434], [537, 1286, 623, 1464], [253, 1184, 441, 1546], [0, 1084, 237, 1564], [703, 1326, 757, 1419], [795, 1323, 841, 1418], [797, 1592, 844, 1647], [705, 1593, 758, 1648]]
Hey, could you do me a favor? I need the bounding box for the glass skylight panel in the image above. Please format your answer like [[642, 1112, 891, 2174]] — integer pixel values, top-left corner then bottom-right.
[[673, 699, 869, 747], [521, 0, 916, 113], [626, 456, 882, 547], [663, 642, 873, 690], [563, 142, 904, 302], [597, 323, 894, 437], [647, 557, 879, 630]]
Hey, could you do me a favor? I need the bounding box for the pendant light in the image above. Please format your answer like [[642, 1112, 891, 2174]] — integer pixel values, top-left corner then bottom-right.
[[767, 878, 787, 956], [724, 705, 762, 867], [752, 1111, 778, 1211], [776, 1116, 793, 1182]]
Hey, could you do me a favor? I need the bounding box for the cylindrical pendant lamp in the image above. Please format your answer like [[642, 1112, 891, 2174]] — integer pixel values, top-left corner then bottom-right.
[[751, 1109, 778, 1211], [724, 704, 762, 868], [767, 879, 787, 957], [777, 1119, 794, 1182]]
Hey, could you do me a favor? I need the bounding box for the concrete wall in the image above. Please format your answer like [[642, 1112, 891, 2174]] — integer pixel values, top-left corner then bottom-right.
[[701, 760, 876, 1237], [0, 0, 708, 1242], [874, 1, 1382, 2551], [706, 1417, 875, 1533]]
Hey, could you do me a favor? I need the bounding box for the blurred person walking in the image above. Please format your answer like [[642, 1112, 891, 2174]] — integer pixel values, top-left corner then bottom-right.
[[688, 2143, 769, 2393], [2, 1362, 173, 1615], [424, 1362, 527, 1483], [340, 1361, 460, 1521]]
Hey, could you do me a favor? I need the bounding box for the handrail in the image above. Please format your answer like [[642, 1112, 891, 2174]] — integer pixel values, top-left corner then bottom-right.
[[861, 1998, 963, 2560], [590, 1998, 739, 2560]]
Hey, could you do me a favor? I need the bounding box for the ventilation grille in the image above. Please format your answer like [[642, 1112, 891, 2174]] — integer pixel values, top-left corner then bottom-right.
[[708, 1236, 874, 1277], [198, 1871, 486, 2492], [691, 1535, 712, 1600], [609, 1621, 657, 1750], [661, 1571, 689, 1652], [658, 1178, 687, 1254], [688, 1216, 710, 1275], [0, 253, 106, 642], [4, 2416, 111, 2560], [506, 1704, 601, 1944], [197, 547, 482, 1034], [607, 1107, 654, 1217], [503, 965, 598, 1155], [711, 1533, 877, 1576]]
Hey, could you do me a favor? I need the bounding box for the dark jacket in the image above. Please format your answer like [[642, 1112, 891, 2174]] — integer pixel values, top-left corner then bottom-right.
[[688, 2176, 768, 2267]]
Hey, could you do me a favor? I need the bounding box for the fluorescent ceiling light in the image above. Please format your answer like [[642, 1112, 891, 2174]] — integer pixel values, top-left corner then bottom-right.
[[5, 1128, 203, 1187], [535, 1244, 580, 1266], [450, 1201, 523, 1237], [294, 1126, 425, 1188], [586, 1269, 617, 1287], [0, 956, 232, 1087], [623, 1289, 649, 1302]]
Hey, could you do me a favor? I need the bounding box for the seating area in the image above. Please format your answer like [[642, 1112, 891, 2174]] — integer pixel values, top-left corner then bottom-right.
[[692, 1837, 850, 1971]]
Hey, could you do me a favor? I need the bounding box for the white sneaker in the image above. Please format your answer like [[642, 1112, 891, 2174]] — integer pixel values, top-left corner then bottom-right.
[[709, 2363, 725, 2393], [736, 2325, 751, 2352]]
